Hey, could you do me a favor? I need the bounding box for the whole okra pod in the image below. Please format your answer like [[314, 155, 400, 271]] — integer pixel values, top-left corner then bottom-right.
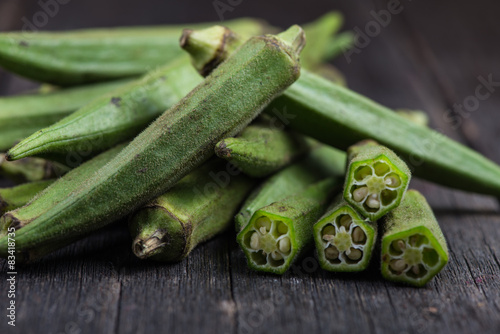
[[0, 144, 126, 237], [235, 145, 347, 232], [237, 178, 340, 274], [185, 26, 500, 197], [0, 154, 69, 183], [0, 180, 54, 215], [215, 124, 310, 178], [344, 140, 411, 221], [381, 190, 448, 287], [0, 26, 304, 262], [0, 18, 265, 86], [313, 196, 377, 272], [0, 79, 133, 152], [129, 159, 254, 262]]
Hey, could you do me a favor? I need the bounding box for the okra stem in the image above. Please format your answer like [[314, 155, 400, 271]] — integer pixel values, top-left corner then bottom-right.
[[0, 180, 54, 215], [0, 154, 69, 183], [215, 124, 310, 178], [313, 196, 377, 272], [129, 159, 254, 262], [237, 178, 340, 274], [344, 140, 411, 221], [381, 190, 449, 287]]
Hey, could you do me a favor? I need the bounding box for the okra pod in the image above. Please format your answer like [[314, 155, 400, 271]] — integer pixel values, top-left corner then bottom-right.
[[381, 190, 448, 287], [395, 109, 429, 127], [313, 196, 377, 272], [0, 144, 126, 237], [0, 180, 54, 214], [0, 79, 133, 152], [187, 27, 500, 197], [215, 124, 310, 178], [129, 159, 254, 262], [0, 18, 265, 86], [237, 178, 340, 274], [0, 154, 69, 183], [0, 26, 304, 262], [235, 145, 347, 232], [344, 141, 411, 221], [323, 31, 355, 60]]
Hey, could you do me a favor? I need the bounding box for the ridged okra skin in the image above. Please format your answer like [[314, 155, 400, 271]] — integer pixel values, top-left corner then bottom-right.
[[129, 159, 254, 262], [0, 180, 54, 215], [237, 178, 340, 274], [0, 154, 69, 183], [381, 190, 449, 287], [7, 56, 202, 162], [235, 145, 347, 232], [215, 124, 310, 178], [0, 79, 132, 152], [0, 144, 126, 237], [0, 18, 265, 86], [344, 141, 411, 221], [0, 27, 304, 262], [313, 197, 377, 272]]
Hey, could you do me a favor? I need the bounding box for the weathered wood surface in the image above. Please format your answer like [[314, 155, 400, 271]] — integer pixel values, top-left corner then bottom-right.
[[0, 0, 499, 333]]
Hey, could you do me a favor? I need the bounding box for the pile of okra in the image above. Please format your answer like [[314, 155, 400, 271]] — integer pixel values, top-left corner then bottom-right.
[[1, 12, 499, 288]]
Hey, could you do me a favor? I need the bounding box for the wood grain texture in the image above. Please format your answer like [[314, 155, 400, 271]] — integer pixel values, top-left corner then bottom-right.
[[0, 0, 499, 333]]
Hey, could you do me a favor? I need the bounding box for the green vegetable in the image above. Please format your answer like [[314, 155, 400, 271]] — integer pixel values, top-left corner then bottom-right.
[[0, 180, 54, 215], [235, 145, 347, 232], [323, 31, 355, 60], [129, 159, 254, 262], [344, 140, 411, 221], [313, 196, 377, 272], [0, 18, 265, 86], [0, 154, 69, 183], [381, 190, 448, 287], [187, 27, 500, 197], [395, 109, 429, 127], [215, 124, 310, 178], [0, 26, 304, 262], [0, 144, 126, 237], [0, 79, 133, 152], [237, 178, 340, 274]]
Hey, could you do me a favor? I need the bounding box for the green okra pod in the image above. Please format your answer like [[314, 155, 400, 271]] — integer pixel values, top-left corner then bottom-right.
[[0, 144, 126, 236], [235, 145, 347, 232], [129, 159, 254, 262], [0, 26, 304, 262], [381, 190, 448, 287], [395, 109, 429, 127], [313, 196, 377, 272], [344, 140, 411, 221], [237, 178, 340, 274], [0, 180, 54, 215], [0, 18, 265, 86], [185, 27, 500, 197], [0, 154, 69, 183], [215, 124, 310, 178], [323, 31, 355, 61]]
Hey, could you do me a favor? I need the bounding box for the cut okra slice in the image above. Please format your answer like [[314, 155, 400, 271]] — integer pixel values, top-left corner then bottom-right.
[[237, 178, 339, 274], [381, 190, 448, 287], [313, 197, 377, 272], [344, 140, 410, 221]]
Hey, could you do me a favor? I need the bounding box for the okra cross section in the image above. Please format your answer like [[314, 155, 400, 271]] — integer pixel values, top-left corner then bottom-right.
[[381, 190, 448, 287], [313, 197, 377, 272], [344, 141, 410, 221]]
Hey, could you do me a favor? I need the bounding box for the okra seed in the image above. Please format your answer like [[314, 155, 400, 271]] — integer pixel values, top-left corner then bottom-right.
[[353, 187, 368, 202], [339, 214, 352, 228], [352, 227, 367, 244], [373, 161, 390, 176], [325, 246, 339, 260], [384, 173, 401, 187], [389, 259, 407, 273], [259, 226, 268, 235], [271, 251, 283, 261], [256, 216, 272, 233], [277, 222, 288, 235], [347, 248, 362, 261], [354, 165, 372, 181], [411, 265, 420, 275], [278, 237, 291, 253], [322, 234, 334, 242], [250, 232, 260, 250], [322, 225, 336, 238], [392, 239, 406, 252], [366, 194, 380, 209]]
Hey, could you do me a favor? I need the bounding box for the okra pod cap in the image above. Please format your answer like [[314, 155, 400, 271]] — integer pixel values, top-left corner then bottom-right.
[[344, 140, 411, 221], [313, 196, 377, 272], [381, 190, 449, 287]]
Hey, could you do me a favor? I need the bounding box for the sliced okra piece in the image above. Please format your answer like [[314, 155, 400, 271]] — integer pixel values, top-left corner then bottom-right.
[[381, 190, 449, 287], [313, 196, 377, 272], [238, 178, 340, 274], [0, 180, 55, 215], [129, 159, 254, 262], [0, 154, 69, 183], [215, 124, 310, 178], [344, 140, 410, 221]]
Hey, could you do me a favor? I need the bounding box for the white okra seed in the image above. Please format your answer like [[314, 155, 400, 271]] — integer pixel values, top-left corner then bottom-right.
[[389, 259, 407, 272], [259, 226, 268, 235], [412, 265, 420, 275], [366, 194, 380, 209], [250, 232, 260, 250], [271, 251, 283, 261], [353, 187, 368, 202], [279, 237, 291, 253]]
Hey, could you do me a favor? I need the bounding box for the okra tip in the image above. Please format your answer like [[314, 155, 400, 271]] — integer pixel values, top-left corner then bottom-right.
[[276, 25, 306, 56]]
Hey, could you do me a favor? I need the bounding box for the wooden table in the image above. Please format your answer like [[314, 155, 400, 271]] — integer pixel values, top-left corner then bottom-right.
[[1, 0, 499, 333]]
